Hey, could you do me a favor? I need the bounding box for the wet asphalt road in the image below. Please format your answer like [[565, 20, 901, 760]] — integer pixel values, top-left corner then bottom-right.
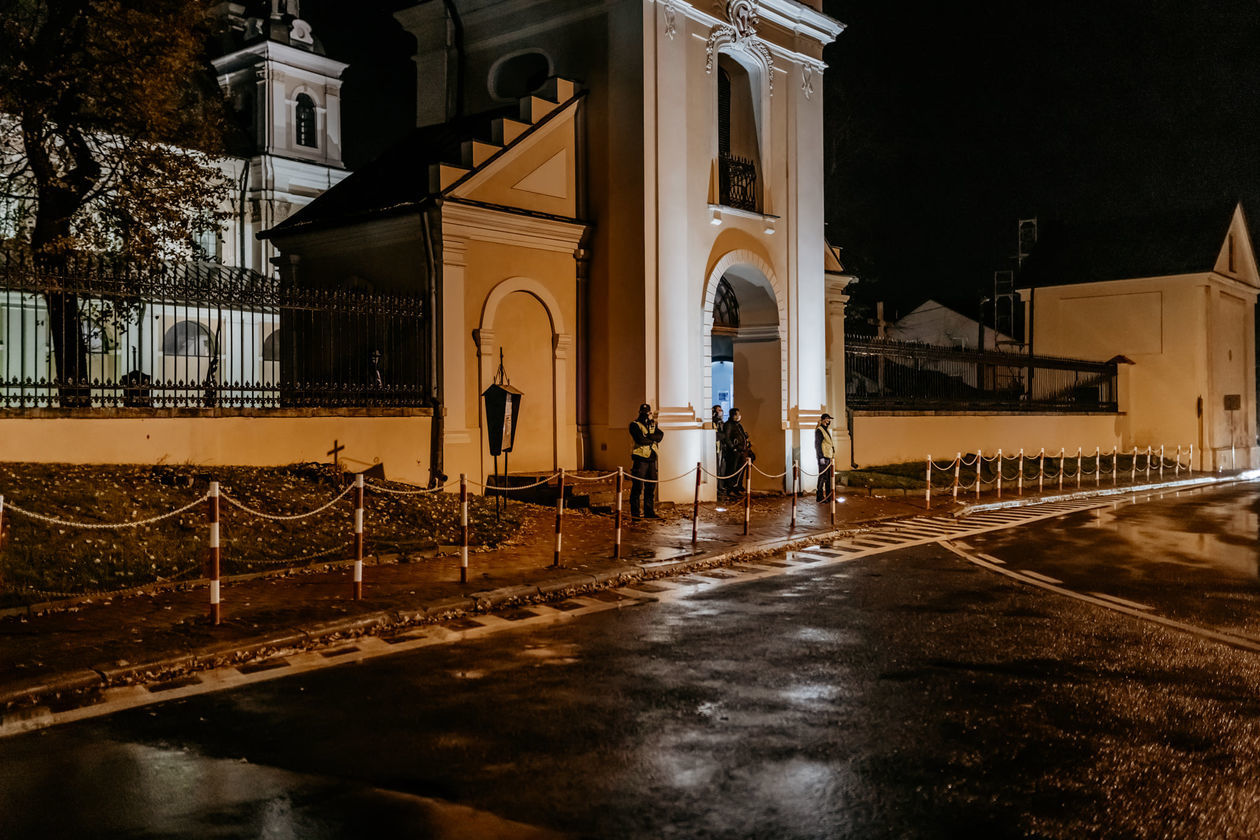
[[4, 485, 1260, 839]]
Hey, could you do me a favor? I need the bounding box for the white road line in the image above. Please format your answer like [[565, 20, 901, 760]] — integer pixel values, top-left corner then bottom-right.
[[1019, 569, 1063, 585], [940, 541, 1260, 653], [1089, 592, 1154, 611], [977, 553, 1005, 565]]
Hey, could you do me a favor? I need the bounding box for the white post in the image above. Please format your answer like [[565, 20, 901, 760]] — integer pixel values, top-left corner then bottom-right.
[[1076, 447, 1082, 489], [1189, 444, 1195, 475], [1112, 446, 1118, 483], [1159, 445, 1165, 480], [1095, 446, 1101, 487], [1018, 448, 1024, 496], [1175, 445, 1181, 477], [1131, 446, 1137, 482], [925, 456, 932, 509], [953, 454, 961, 503], [976, 448, 982, 499], [1038, 448, 1045, 494]]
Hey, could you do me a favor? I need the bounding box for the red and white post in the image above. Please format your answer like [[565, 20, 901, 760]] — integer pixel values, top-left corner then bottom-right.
[[1017, 449, 1024, 496], [953, 454, 961, 503], [613, 467, 623, 559], [1131, 446, 1138, 482], [1076, 447, 1083, 489], [208, 481, 221, 626], [792, 461, 800, 524], [743, 457, 752, 536], [925, 456, 932, 509], [459, 473, 469, 584], [1039, 449, 1045, 493], [352, 473, 365, 600], [1189, 444, 1195, 474], [553, 468, 565, 567], [976, 448, 982, 499], [1159, 445, 1165, 480], [996, 449, 1003, 499], [1095, 446, 1101, 487], [1175, 445, 1182, 477], [829, 461, 836, 527], [692, 463, 702, 545]]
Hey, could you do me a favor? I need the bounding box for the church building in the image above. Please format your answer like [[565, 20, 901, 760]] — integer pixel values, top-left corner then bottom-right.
[[265, 0, 846, 501]]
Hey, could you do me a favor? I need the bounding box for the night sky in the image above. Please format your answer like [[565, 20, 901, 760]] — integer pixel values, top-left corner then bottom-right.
[[822, 0, 1260, 318], [304, 0, 1260, 320]]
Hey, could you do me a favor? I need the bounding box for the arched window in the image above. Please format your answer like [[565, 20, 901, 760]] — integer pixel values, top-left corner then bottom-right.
[[163, 321, 212, 357], [295, 93, 317, 148], [262, 329, 280, 362], [489, 50, 552, 101], [713, 277, 740, 329]]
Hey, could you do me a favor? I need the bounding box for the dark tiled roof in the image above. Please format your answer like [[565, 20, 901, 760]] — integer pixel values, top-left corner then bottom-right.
[[1017, 202, 1242, 288], [265, 105, 518, 237]]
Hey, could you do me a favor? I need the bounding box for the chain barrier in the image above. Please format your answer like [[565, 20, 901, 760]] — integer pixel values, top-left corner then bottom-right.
[[928, 442, 1194, 506], [566, 471, 620, 483], [5, 493, 209, 529], [751, 463, 788, 479], [221, 483, 356, 521], [466, 472, 562, 491]]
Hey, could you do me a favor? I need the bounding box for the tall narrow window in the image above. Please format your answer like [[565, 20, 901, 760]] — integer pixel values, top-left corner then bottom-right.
[[295, 93, 317, 148], [718, 69, 731, 159]]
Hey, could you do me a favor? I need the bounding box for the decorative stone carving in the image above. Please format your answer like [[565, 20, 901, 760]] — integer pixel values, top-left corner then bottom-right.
[[663, 0, 677, 40], [801, 65, 813, 100], [705, 0, 774, 94]]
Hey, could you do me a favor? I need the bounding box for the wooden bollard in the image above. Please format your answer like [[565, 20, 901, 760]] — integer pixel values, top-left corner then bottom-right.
[[353, 473, 365, 600], [553, 468, 565, 568], [208, 481, 221, 626], [743, 457, 752, 536], [459, 473, 469, 584], [692, 462, 701, 545], [613, 467, 624, 559]]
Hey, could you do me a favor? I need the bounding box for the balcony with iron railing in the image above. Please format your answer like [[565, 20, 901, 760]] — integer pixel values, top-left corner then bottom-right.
[[717, 154, 758, 213]]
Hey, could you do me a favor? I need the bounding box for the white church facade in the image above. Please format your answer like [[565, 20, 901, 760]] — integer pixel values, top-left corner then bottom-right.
[[268, 0, 846, 500]]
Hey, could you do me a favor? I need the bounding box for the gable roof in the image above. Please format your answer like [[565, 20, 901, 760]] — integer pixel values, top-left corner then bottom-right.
[[263, 81, 585, 238], [1017, 202, 1248, 288]]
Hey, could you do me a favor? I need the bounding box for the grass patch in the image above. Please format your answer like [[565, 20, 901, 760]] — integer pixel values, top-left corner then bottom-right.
[[0, 463, 522, 605]]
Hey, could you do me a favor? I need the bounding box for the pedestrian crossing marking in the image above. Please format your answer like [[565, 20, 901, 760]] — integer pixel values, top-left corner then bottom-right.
[[1089, 592, 1154, 611]]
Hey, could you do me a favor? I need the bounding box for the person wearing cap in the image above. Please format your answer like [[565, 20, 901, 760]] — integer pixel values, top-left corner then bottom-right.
[[629, 402, 664, 518], [815, 413, 835, 502]]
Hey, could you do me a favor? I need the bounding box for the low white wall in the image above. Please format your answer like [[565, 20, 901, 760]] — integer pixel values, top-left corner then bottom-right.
[[0, 411, 435, 484], [851, 411, 1125, 467]]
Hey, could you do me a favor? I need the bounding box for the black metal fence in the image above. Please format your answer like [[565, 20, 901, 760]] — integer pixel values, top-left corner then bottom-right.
[[846, 335, 1118, 412], [0, 252, 428, 409], [718, 154, 758, 213]]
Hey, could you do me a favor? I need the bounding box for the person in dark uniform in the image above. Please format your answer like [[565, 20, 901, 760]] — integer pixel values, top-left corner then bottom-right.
[[815, 413, 834, 502], [629, 403, 664, 518], [722, 407, 751, 496]]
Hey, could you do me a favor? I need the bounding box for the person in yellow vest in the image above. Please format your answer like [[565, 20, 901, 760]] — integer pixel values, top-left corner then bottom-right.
[[815, 413, 835, 502], [629, 402, 664, 518]]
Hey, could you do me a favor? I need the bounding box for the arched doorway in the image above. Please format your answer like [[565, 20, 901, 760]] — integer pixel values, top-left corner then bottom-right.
[[706, 261, 785, 492], [491, 290, 555, 473]]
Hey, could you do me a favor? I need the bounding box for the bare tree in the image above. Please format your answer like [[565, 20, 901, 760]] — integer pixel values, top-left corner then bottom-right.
[[0, 0, 231, 404]]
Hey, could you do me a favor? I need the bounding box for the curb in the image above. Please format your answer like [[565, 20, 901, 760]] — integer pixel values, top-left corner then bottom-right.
[[954, 474, 1245, 516]]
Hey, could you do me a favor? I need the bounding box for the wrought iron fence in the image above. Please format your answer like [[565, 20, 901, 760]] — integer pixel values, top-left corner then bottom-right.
[[718, 154, 758, 213], [846, 335, 1118, 412], [0, 252, 428, 409]]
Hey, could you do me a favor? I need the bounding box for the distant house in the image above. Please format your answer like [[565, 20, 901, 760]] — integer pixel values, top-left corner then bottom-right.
[[1018, 201, 1259, 471], [887, 299, 1017, 351]]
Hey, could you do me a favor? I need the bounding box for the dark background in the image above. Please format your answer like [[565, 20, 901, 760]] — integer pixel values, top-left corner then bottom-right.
[[302, 0, 1260, 322]]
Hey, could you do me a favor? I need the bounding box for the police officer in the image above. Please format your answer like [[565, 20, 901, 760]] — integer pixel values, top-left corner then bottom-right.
[[815, 413, 835, 502], [629, 403, 664, 518]]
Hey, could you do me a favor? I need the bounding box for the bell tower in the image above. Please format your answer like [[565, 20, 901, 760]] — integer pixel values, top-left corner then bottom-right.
[[210, 2, 350, 272]]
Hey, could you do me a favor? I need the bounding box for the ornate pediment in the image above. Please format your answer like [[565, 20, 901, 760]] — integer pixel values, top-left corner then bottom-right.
[[705, 0, 774, 94]]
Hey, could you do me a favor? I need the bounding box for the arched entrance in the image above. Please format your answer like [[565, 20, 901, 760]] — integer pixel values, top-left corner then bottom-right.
[[704, 256, 786, 492]]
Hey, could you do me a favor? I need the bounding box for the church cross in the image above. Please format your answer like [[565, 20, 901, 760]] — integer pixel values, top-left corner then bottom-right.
[[327, 439, 345, 468]]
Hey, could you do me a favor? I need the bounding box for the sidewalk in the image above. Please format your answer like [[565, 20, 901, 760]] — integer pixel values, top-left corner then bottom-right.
[[0, 472, 1243, 717]]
